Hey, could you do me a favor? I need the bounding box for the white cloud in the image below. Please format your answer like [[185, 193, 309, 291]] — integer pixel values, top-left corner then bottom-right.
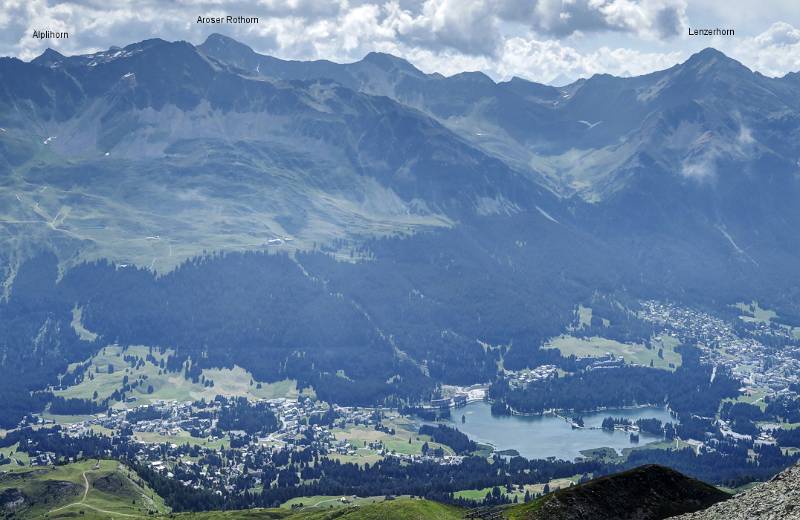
[[386, 0, 501, 56], [511, 0, 688, 38], [681, 144, 720, 181], [406, 37, 684, 84], [723, 22, 800, 77], [754, 21, 800, 46], [1, 0, 799, 85]]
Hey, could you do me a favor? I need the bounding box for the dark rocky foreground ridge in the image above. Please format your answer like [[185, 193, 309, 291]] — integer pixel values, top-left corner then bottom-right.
[[672, 462, 800, 520], [506, 464, 729, 520]]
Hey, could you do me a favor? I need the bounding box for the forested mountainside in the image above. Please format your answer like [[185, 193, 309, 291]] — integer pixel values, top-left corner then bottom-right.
[[1, 36, 800, 426]]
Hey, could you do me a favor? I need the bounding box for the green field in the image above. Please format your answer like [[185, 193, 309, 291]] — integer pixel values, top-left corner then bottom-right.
[[133, 430, 230, 450], [40, 412, 95, 425], [171, 498, 462, 519], [621, 438, 696, 457], [543, 334, 681, 370], [54, 345, 305, 408], [0, 442, 30, 468], [722, 387, 769, 412], [577, 439, 698, 464], [329, 421, 455, 464], [734, 301, 778, 324], [759, 421, 800, 431], [455, 475, 581, 503], [0, 459, 168, 519], [735, 301, 800, 339], [579, 447, 622, 461], [281, 494, 411, 510]]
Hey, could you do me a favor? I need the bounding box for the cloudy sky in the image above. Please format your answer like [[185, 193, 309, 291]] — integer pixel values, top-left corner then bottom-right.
[[2, 0, 800, 84]]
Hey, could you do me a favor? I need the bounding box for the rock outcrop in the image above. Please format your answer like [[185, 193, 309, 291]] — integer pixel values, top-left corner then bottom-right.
[[671, 463, 800, 520]]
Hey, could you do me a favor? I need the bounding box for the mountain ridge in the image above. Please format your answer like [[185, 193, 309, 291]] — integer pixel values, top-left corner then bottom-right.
[[2, 34, 798, 318], [3, 35, 564, 275], [23, 38, 795, 200], [508, 464, 730, 520], [0, 34, 799, 425], [2, 36, 799, 305]]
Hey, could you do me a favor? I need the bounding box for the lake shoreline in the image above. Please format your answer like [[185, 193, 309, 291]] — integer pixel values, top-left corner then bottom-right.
[[432, 401, 677, 461], [505, 402, 675, 418]]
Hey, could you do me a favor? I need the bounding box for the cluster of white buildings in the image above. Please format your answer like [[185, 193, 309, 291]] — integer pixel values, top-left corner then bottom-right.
[[640, 301, 800, 397]]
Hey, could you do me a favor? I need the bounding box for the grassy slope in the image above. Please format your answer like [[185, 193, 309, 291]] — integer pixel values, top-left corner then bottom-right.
[[0, 459, 169, 519], [544, 334, 682, 370], [281, 494, 404, 510], [0, 459, 461, 519], [454, 475, 581, 502], [330, 423, 454, 459], [172, 499, 462, 520], [0, 129, 450, 280], [53, 344, 304, 410]]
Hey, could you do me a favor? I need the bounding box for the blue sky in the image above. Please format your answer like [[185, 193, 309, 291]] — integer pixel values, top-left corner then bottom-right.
[[2, 1, 799, 84]]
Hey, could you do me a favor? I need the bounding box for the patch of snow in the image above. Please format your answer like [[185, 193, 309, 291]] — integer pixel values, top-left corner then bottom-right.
[[578, 120, 602, 129], [475, 196, 520, 216], [716, 225, 758, 265], [535, 206, 559, 224]]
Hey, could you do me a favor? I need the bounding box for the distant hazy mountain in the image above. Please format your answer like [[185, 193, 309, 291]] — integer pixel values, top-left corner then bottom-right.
[[1, 37, 559, 274], [200, 36, 800, 194], [2, 36, 797, 287], [198, 34, 800, 292]]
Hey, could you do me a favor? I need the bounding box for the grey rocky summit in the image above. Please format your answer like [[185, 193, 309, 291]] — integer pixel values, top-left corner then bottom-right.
[[672, 463, 800, 520]]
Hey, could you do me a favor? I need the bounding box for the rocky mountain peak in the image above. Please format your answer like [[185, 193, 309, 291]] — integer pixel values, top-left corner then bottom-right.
[[360, 51, 422, 75], [671, 463, 800, 519], [199, 32, 256, 60], [678, 47, 752, 79], [30, 48, 65, 67]]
